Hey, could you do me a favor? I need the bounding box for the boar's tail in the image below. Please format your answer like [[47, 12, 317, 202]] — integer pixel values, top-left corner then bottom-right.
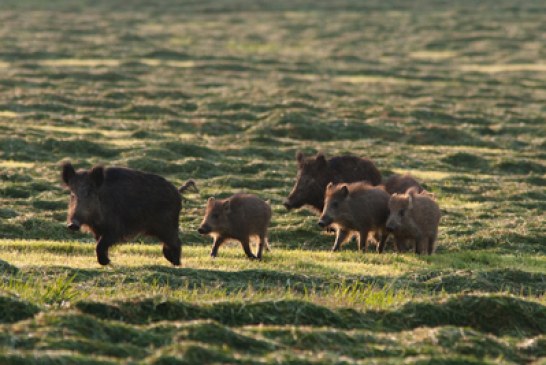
[[179, 179, 199, 194]]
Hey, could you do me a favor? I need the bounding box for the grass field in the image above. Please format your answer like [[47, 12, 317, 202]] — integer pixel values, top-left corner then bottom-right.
[[1, 0, 545, 363]]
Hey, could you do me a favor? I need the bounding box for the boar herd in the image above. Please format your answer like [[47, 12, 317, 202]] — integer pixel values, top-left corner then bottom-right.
[[61, 152, 441, 266]]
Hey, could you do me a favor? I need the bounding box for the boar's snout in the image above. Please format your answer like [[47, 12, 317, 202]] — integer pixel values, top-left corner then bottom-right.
[[67, 220, 81, 231], [318, 216, 333, 228], [283, 199, 294, 210], [386, 220, 398, 232], [198, 225, 211, 235]]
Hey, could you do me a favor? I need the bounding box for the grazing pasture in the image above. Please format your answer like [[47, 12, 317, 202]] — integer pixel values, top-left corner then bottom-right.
[[0, 0, 545, 363]]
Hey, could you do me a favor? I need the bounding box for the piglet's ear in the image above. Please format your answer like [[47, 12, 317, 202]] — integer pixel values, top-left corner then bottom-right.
[[296, 151, 305, 165], [223, 200, 230, 212], [408, 195, 413, 210], [326, 182, 334, 190], [340, 185, 349, 198], [208, 197, 215, 203], [61, 162, 76, 185], [90, 165, 105, 187]]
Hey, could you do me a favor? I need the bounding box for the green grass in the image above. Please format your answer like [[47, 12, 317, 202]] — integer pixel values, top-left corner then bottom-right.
[[1, 0, 545, 363]]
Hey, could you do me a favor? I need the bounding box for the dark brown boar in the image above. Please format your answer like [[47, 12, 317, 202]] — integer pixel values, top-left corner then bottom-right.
[[318, 182, 390, 252], [384, 174, 424, 195], [61, 162, 187, 266], [385, 189, 441, 255], [198, 194, 271, 259], [284, 152, 382, 213]]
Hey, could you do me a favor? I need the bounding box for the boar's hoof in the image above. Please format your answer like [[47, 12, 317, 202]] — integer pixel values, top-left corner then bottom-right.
[[97, 256, 111, 266]]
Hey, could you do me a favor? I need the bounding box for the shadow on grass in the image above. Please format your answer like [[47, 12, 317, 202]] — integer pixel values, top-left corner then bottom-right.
[[76, 294, 546, 337]]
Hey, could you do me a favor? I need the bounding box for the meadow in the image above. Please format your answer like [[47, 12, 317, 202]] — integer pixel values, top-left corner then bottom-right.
[[0, 0, 545, 363]]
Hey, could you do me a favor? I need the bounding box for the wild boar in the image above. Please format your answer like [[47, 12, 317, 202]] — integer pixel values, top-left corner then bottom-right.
[[198, 194, 271, 259], [284, 152, 382, 213], [384, 174, 424, 195], [61, 162, 191, 266], [318, 182, 390, 252], [386, 189, 441, 255]]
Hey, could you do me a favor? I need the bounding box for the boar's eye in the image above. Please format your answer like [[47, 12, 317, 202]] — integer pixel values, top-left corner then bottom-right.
[[212, 213, 219, 220], [332, 201, 339, 209]]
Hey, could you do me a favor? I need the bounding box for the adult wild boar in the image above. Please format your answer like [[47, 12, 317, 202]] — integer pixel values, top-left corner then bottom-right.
[[284, 152, 382, 212], [386, 188, 441, 255], [318, 182, 390, 252], [198, 194, 271, 259], [61, 162, 192, 266]]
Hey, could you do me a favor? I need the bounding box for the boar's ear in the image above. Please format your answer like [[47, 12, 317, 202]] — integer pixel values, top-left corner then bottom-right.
[[296, 151, 305, 165], [61, 162, 76, 185], [326, 182, 334, 190], [316, 153, 327, 167], [408, 194, 413, 210], [340, 185, 349, 198], [90, 165, 105, 188], [222, 200, 231, 212]]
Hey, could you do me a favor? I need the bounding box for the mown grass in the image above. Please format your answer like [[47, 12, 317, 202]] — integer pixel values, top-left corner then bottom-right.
[[1, 0, 545, 363]]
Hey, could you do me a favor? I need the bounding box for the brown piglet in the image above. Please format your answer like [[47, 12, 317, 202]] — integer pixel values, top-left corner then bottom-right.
[[198, 194, 272, 259], [386, 189, 441, 255], [319, 182, 390, 252]]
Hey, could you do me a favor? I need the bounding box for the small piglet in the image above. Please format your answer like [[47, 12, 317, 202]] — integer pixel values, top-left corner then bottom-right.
[[384, 174, 424, 195], [61, 162, 193, 266], [386, 188, 441, 255], [198, 194, 271, 259], [319, 182, 390, 252]]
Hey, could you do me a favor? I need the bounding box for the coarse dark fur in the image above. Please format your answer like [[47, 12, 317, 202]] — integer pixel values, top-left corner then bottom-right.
[[198, 194, 272, 259], [319, 182, 390, 252], [383, 174, 424, 195], [61, 162, 184, 266], [284, 152, 382, 212]]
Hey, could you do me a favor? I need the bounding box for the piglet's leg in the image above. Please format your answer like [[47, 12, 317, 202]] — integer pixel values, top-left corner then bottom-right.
[[240, 238, 257, 259], [210, 236, 225, 258], [332, 229, 350, 252], [96, 235, 116, 266]]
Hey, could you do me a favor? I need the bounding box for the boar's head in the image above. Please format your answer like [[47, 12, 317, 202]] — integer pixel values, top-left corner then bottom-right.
[[386, 193, 413, 232], [61, 162, 104, 232], [284, 151, 329, 211], [318, 182, 350, 227], [198, 197, 231, 236]]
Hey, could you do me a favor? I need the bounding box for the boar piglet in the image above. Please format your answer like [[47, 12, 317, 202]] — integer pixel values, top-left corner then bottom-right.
[[386, 188, 441, 255], [384, 174, 424, 195], [61, 162, 188, 266], [319, 182, 390, 252], [198, 194, 272, 259], [284, 152, 382, 213]]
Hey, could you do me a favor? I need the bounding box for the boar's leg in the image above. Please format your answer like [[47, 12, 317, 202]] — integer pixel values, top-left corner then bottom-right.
[[240, 237, 258, 259], [395, 237, 409, 253], [415, 236, 427, 255], [210, 236, 226, 258], [96, 235, 116, 266], [256, 234, 268, 260], [427, 235, 436, 255], [332, 229, 350, 252], [377, 229, 389, 254], [357, 229, 371, 252]]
